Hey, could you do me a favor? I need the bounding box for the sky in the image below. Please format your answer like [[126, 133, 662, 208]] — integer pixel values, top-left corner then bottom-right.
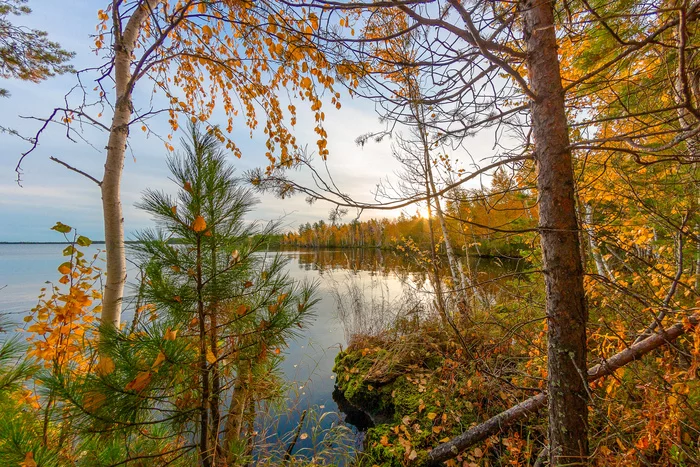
[[0, 1, 496, 242]]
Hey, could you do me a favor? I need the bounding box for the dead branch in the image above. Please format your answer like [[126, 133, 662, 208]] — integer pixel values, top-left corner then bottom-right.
[[50, 157, 102, 186], [422, 312, 700, 466]]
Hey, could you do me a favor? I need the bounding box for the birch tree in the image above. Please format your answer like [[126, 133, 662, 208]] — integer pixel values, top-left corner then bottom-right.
[[17, 0, 338, 331]]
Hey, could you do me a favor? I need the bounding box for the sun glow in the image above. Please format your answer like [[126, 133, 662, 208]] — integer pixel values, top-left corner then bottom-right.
[[415, 203, 431, 218]]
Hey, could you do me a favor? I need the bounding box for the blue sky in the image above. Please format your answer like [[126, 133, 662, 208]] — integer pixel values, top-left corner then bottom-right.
[[0, 1, 494, 242]]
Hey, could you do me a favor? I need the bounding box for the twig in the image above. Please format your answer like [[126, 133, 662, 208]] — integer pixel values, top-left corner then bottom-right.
[[283, 409, 307, 463], [50, 157, 102, 186]]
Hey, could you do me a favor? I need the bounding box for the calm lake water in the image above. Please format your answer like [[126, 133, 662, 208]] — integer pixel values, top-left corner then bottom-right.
[[0, 244, 518, 458], [0, 245, 428, 454]]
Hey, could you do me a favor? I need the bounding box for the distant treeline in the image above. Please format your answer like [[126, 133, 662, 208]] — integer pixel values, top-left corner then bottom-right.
[[282, 171, 537, 258]]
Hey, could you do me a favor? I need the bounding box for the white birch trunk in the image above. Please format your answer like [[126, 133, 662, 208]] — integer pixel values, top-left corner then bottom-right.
[[101, 1, 154, 329]]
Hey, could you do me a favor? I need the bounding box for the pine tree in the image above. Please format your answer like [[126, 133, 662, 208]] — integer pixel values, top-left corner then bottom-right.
[[42, 123, 317, 466]]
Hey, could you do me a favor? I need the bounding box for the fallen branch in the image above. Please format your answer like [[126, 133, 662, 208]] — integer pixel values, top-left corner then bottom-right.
[[423, 313, 700, 466]]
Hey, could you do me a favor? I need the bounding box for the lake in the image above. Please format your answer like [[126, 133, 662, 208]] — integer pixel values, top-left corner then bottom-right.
[[0, 244, 518, 460]]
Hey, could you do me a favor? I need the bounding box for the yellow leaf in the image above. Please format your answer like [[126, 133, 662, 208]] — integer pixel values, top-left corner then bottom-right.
[[432, 426, 442, 434], [152, 350, 166, 369], [125, 371, 152, 392], [197, 2, 206, 13], [58, 262, 72, 275], [300, 432, 308, 440], [192, 215, 207, 232], [300, 77, 312, 89], [427, 412, 437, 420], [20, 451, 37, 467], [379, 435, 389, 446], [202, 25, 212, 36], [96, 356, 115, 376], [171, 206, 177, 215], [206, 348, 216, 364]]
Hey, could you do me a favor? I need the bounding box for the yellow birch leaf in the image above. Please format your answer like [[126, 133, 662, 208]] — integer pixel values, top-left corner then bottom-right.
[[192, 216, 207, 232], [197, 2, 206, 13], [96, 356, 115, 376], [427, 412, 437, 420], [164, 328, 178, 340], [206, 348, 216, 364]]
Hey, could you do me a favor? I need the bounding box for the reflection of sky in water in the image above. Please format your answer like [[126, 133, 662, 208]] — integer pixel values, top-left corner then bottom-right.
[[0, 245, 421, 459], [0, 245, 518, 460]]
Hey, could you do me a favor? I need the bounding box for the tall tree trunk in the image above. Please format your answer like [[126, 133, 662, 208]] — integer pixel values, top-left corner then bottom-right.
[[521, 1, 589, 465], [101, 1, 153, 329]]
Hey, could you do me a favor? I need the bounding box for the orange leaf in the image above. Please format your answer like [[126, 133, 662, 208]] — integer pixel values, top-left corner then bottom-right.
[[300, 77, 312, 89], [197, 2, 206, 13], [125, 371, 152, 393], [192, 216, 207, 232], [58, 262, 71, 275], [164, 328, 178, 341], [20, 452, 37, 467], [184, 181, 192, 192], [244, 281, 253, 288], [236, 304, 248, 316], [84, 391, 106, 412], [171, 206, 177, 215], [152, 350, 166, 369]]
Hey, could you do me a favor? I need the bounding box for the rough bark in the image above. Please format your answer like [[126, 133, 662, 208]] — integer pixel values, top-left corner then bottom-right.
[[521, 0, 589, 464], [423, 312, 700, 466], [101, 1, 154, 329]]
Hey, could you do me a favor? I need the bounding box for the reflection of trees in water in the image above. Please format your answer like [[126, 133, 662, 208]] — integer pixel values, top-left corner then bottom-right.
[[283, 247, 526, 308], [286, 248, 528, 340]]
